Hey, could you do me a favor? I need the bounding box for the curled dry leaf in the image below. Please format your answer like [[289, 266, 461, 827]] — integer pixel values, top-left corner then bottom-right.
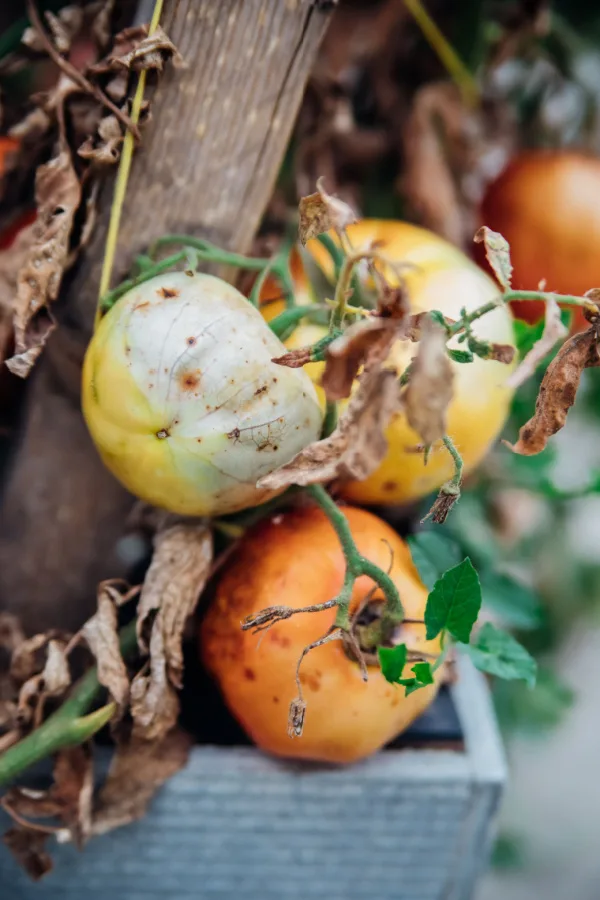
[[77, 114, 123, 165], [90, 727, 192, 838], [321, 287, 409, 401], [131, 524, 213, 741], [257, 367, 402, 489], [91, 24, 181, 74], [272, 346, 313, 369], [298, 176, 357, 245], [81, 582, 133, 714], [1, 745, 93, 859], [401, 83, 467, 247], [16, 638, 71, 727], [474, 226, 513, 290], [3, 827, 53, 881], [0, 220, 37, 364], [506, 328, 600, 456], [507, 295, 567, 389], [404, 320, 454, 447], [487, 342, 516, 364], [5, 150, 81, 378], [22, 7, 84, 54]]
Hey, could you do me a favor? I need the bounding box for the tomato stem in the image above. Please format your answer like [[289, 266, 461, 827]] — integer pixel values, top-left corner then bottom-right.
[[0, 621, 138, 787], [100, 251, 188, 313]]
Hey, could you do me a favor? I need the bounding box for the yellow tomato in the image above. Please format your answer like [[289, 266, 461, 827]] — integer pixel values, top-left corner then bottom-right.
[[260, 221, 516, 507]]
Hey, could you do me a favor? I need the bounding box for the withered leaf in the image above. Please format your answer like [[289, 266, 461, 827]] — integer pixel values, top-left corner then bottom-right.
[[474, 226, 513, 290], [506, 328, 600, 456], [3, 827, 53, 881], [298, 176, 357, 245], [272, 346, 313, 368], [507, 296, 567, 389], [132, 524, 212, 741], [404, 320, 454, 447], [321, 318, 397, 401], [81, 583, 131, 714], [257, 367, 402, 489], [488, 342, 516, 364], [5, 150, 81, 378], [16, 638, 70, 727], [22, 7, 83, 54], [90, 728, 192, 837], [401, 82, 468, 247], [91, 24, 181, 74], [77, 114, 123, 165], [1, 746, 93, 848]]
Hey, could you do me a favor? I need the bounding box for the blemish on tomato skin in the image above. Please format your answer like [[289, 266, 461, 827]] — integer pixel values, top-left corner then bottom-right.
[[158, 286, 180, 299], [179, 369, 202, 391], [244, 667, 256, 681], [273, 696, 280, 704], [186, 336, 197, 347], [383, 480, 398, 492], [269, 632, 290, 649], [134, 301, 151, 311]]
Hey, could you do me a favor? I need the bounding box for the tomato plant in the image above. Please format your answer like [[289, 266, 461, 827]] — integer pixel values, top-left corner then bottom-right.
[[480, 151, 600, 331], [82, 270, 323, 516], [200, 505, 442, 763], [261, 220, 517, 507]]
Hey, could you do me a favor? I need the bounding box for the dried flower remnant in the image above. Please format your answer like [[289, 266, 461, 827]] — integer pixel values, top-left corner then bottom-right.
[[298, 176, 357, 245]]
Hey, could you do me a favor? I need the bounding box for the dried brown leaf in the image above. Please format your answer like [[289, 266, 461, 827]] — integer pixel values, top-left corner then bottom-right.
[[77, 114, 122, 165], [90, 728, 192, 837], [3, 827, 53, 880], [401, 83, 467, 247], [132, 524, 213, 740], [81, 583, 131, 713], [257, 367, 401, 489], [272, 346, 313, 368], [507, 296, 567, 389], [91, 24, 181, 75], [488, 342, 516, 364], [321, 318, 396, 400], [5, 150, 81, 377], [10, 633, 52, 684], [474, 226, 513, 290], [298, 176, 357, 245], [506, 328, 600, 456], [52, 745, 93, 846], [92, 0, 116, 48], [15, 638, 70, 727], [22, 7, 83, 54], [404, 321, 454, 446]]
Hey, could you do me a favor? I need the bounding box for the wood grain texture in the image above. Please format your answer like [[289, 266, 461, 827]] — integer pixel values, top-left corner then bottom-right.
[[0, 0, 331, 632]]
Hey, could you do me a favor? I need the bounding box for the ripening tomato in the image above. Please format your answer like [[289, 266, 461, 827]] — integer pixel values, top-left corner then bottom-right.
[[480, 151, 600, 330], [200, 505, 442, 763], [260, 220, 516, 507], [82, 271, 322, 516]]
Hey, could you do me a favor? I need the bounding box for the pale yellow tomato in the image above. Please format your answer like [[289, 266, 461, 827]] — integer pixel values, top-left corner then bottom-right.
[[83, 271, 322, 516]]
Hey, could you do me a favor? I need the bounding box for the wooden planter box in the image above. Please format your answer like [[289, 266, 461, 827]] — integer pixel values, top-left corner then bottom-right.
[[0, 658, 505, 900]]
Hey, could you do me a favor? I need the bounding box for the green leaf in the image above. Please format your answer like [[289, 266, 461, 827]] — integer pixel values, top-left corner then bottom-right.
[[378, 644, 407, 684], [425, 558, 482, 643], [407, 531, 463, 590], [411, 661, 434, 685], [463, 623, 537, 687], [447, 347, 474, 364], [513, 310, 572, 361], [429, 309, 449, 331], [481, 571, 544, 630]]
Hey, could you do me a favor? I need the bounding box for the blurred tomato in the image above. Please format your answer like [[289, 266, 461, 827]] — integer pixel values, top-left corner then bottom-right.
[[480, 151, 600, 330]]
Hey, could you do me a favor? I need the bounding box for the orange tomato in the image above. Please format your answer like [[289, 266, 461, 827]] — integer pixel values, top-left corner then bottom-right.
[[480, 151, 600, 330], [200, 505, 442, 764], [259, 220, 516, 507]]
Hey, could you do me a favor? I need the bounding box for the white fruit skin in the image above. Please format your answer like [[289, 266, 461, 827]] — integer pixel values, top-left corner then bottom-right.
[[85, 271, 323, 515]]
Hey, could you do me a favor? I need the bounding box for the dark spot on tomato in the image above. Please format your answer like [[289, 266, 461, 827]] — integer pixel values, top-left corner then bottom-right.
[[156, 428, 169, 439], [149, 368, 156, 375], [383, 480, 398, 492], [125, 346, 131, 354], [158, 286, 180, 299], [269, 632, 290, 648], [228, 427, 241, 441], [272, 377, 278, 383], [185, 269, 194, 277], [299, 672, 320, 692], [272, 445, 278, 451], [244, 667, 256, 681], [196, 437, 202, 443], [186, 336, 197, 347], [134, 301, 150, 311], [254, 385, 268, 395], [179, 369, 202, 391], [273, 696, 280, 704]]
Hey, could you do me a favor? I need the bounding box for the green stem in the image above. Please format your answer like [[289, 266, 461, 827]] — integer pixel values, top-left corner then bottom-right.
[[305, 485, 404, 632], [0, 621, 138, 787], [448, 289, 596, 337], [442, 434, 463, 488], [268, 305, 329, 339], [150, 235, 270, 272], [321, 400, 338, 438], [100, 251, 188, 313]]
